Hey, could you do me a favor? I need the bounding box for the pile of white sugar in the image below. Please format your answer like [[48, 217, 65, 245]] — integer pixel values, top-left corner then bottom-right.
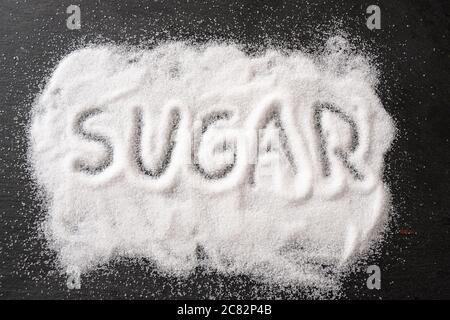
[[29, 37, 395, 292]]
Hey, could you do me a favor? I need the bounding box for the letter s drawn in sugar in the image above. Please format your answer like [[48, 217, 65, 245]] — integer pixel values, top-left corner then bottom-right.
[[73, 108, 113, 174]]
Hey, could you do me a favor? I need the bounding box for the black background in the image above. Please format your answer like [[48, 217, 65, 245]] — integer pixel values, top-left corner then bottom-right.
[[0, 0, 449, 299]]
